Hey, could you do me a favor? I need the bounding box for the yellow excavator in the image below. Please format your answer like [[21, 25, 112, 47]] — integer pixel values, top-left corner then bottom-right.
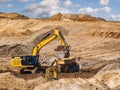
[[10, 29, 79, 75]]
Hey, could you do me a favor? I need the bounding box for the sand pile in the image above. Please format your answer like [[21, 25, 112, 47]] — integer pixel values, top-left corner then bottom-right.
[[0, 72, 111, 90], [50, 13, 105, 22], [27, 76, 46, 89], [50, 13, 62, 21], [34, 62, 120, 90], [96, 70, 120, 89], [0, 72, 27, 90], [95, 62, 120, 89], [0, 44, 29, 56], [0, 72, 46, 90], [0, 61, 11, 73], [0, 12, 29, 19], [34, 78, 110, 90]]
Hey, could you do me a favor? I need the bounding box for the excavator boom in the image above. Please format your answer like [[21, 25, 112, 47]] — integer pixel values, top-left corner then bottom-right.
[[32, 29, 68, 56]]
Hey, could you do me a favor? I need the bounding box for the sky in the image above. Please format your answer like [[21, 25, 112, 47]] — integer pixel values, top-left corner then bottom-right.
[[0, 0, 120, 21]]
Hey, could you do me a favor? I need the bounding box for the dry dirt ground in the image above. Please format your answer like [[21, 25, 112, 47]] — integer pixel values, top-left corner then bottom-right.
[[0, 13, 120, 90]]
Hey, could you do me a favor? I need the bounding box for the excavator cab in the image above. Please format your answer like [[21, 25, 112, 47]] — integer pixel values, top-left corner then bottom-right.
[[21, 56, 38, 66]]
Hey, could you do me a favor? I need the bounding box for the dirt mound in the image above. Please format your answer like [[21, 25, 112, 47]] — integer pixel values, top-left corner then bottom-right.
[[0, 72, 27, 90], [113, 85, 120, 90], [95, 62, 120, 89], [0, 12, 29, 19], [95, 70, 120, 89], [50, 13, 105, 22], [50, 13, 62, 21], [27, 76, 46, 89], [0, 72, 110, 90], [0, 72, 46, 90], [35, 78, 110, 90], [0, 44, 30, 56]]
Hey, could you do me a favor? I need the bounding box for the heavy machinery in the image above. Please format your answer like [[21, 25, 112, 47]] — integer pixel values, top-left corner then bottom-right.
[[10, 29, 79, 74]]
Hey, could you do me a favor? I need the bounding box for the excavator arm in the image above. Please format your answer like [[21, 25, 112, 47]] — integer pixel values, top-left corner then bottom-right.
[[32, 29, 69, 56], [32, 34, 56, 56]]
